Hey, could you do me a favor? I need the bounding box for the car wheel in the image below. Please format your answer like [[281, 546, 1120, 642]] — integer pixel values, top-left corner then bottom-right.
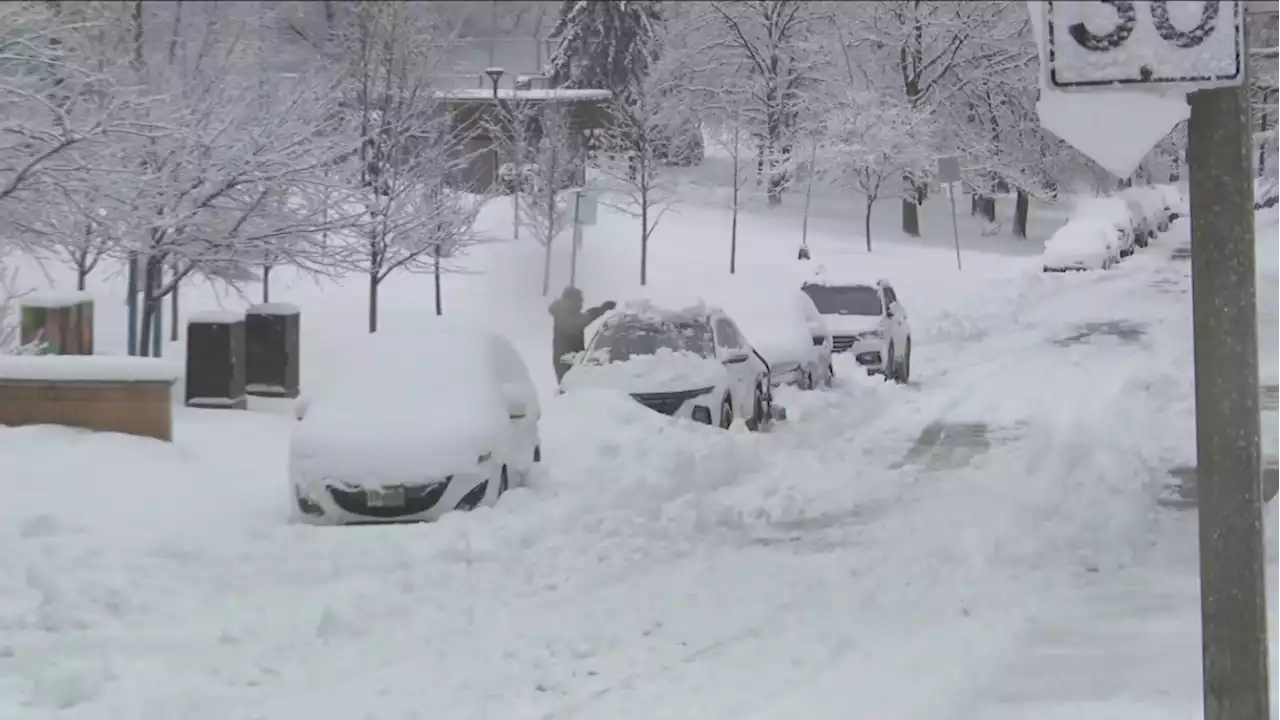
[[825, 362, 835, 387], [801, 369, 814, 390], [533, 445, 541, 463], [883, 342, 895, 381], [498, 465, 509, 497], [719, 394, 734, 429], [747, 385, 766, 431], [898, 340, 912, 384]]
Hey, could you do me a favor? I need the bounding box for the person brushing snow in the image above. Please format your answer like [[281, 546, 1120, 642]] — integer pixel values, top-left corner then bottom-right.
[[549, 286, 615, 382]]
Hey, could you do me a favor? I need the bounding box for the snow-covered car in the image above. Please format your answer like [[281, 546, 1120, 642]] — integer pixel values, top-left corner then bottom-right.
[[1042, 218, 1122, 272], [713, 286, 833, 390], [800, 278, 911, 383], [559, 298, 774, 429], [289, 328, 541, 525], [1120, 186, 1173, 233], [1153, 183, 1189, 220], [1256, 176, 1278, 210], [1071, 196, 1139, 255]]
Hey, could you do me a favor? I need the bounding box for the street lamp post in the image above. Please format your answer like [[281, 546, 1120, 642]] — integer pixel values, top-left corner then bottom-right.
[[485, 67, 505, 191]]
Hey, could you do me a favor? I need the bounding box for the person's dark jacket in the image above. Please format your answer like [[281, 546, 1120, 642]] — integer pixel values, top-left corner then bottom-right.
[[549, 298, 613, 372]]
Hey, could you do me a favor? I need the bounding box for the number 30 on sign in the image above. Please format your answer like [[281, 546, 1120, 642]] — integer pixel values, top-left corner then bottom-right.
[[1046, 1, 1244, 91]]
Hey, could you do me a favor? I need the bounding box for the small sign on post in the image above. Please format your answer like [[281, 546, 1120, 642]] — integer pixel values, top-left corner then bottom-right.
[[936, 155, 963, 271]]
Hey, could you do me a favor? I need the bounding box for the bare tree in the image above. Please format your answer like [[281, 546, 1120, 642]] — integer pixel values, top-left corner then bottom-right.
[[594, 54, 696, 286], [489, 93, 543, 240], [820, 92, 928, 252], [702, 0, 829, 207], [332, 0, 487, 331], [0, 3, 127, 215], [100, 3, 358, 354], [517, 104, 580, 296], [836, 1, 1020, 236]]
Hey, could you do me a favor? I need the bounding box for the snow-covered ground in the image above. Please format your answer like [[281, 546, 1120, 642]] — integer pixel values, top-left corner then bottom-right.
[[0, 182, 1275, 717]]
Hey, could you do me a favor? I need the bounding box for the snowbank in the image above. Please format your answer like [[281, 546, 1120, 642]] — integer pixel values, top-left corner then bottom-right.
[[20, 291, 93, 308], [561, 347, 724, 395], [0, 355, 180, 382]]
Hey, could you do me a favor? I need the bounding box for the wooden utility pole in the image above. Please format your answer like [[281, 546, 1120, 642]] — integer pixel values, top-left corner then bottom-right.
[[1187, 8, 1271, 717]]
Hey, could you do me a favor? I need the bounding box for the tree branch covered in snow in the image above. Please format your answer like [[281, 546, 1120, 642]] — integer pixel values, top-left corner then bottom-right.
[[326, 0, 490, 330]]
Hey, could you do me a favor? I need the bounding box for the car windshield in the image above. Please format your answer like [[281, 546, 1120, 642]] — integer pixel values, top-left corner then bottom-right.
[[589, 316, 715, 362], [801, 284, 883, 316]]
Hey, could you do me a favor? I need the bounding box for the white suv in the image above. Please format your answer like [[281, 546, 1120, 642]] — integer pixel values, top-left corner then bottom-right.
[[800, 279, 912, 384]]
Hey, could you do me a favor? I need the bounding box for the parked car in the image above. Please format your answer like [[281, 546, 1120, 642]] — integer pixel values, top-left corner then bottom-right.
[[1153, 183, 1189, 220], [800, 278, 912, 384], [1042, 218, 1122, 272], [559, 298, 775, 429], [1072, 196, 1139, 254], [713, 286, 833, 390], [1120, 186, 1173, 233], [289, 328, 541, 525]]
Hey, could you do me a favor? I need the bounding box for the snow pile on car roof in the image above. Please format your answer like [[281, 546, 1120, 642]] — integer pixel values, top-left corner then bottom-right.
[[616, 295, 715, 321], [291, 327, 510, 484]]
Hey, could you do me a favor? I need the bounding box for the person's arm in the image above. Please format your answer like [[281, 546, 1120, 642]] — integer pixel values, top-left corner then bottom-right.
[[582, 301, 616, 324]]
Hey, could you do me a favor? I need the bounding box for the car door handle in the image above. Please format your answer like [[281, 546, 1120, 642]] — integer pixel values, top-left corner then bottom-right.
[[724, 355, 749, 364]]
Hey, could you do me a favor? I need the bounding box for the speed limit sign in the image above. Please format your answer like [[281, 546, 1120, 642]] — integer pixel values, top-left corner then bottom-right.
[[1046, 1, 1244, 90]]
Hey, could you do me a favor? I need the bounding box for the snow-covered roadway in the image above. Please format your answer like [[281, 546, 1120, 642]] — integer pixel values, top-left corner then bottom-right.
[[0, 215, 1274, 719]]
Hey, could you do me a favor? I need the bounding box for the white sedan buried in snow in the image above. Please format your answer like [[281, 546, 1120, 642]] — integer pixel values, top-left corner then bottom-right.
[[289, 328, 541, 525], [714, 286, 833, 390], [559, 299, 774, 429], [1042, 218, 1122, 272]]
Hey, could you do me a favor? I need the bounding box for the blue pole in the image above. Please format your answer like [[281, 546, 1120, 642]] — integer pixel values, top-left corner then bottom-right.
[[125, 253, 138, 356], [151, 291, 162, 357]]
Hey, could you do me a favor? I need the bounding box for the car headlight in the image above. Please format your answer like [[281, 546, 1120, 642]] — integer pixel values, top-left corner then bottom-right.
[[477, 451, 493, 464], [860, 330, 883, 340]]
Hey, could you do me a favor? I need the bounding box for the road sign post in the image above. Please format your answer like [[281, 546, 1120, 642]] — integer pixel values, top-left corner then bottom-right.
[[568, 188, 596, 287], [1030, 4, 1270, 718], [1188, 73, 1270, 720], [936, 155, 963, 270]]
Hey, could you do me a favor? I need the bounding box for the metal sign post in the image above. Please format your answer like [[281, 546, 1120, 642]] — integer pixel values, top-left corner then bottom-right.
[[569, 188, 595, 287], [569, 191, 581, 287], [1186, 30, 1269, 720], [1030, 3, 1269, 718], [936, 156, 963, 270]]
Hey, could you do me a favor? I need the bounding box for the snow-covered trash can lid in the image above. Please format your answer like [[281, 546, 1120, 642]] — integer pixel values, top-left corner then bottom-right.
[[187, 310, 245, 325]]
